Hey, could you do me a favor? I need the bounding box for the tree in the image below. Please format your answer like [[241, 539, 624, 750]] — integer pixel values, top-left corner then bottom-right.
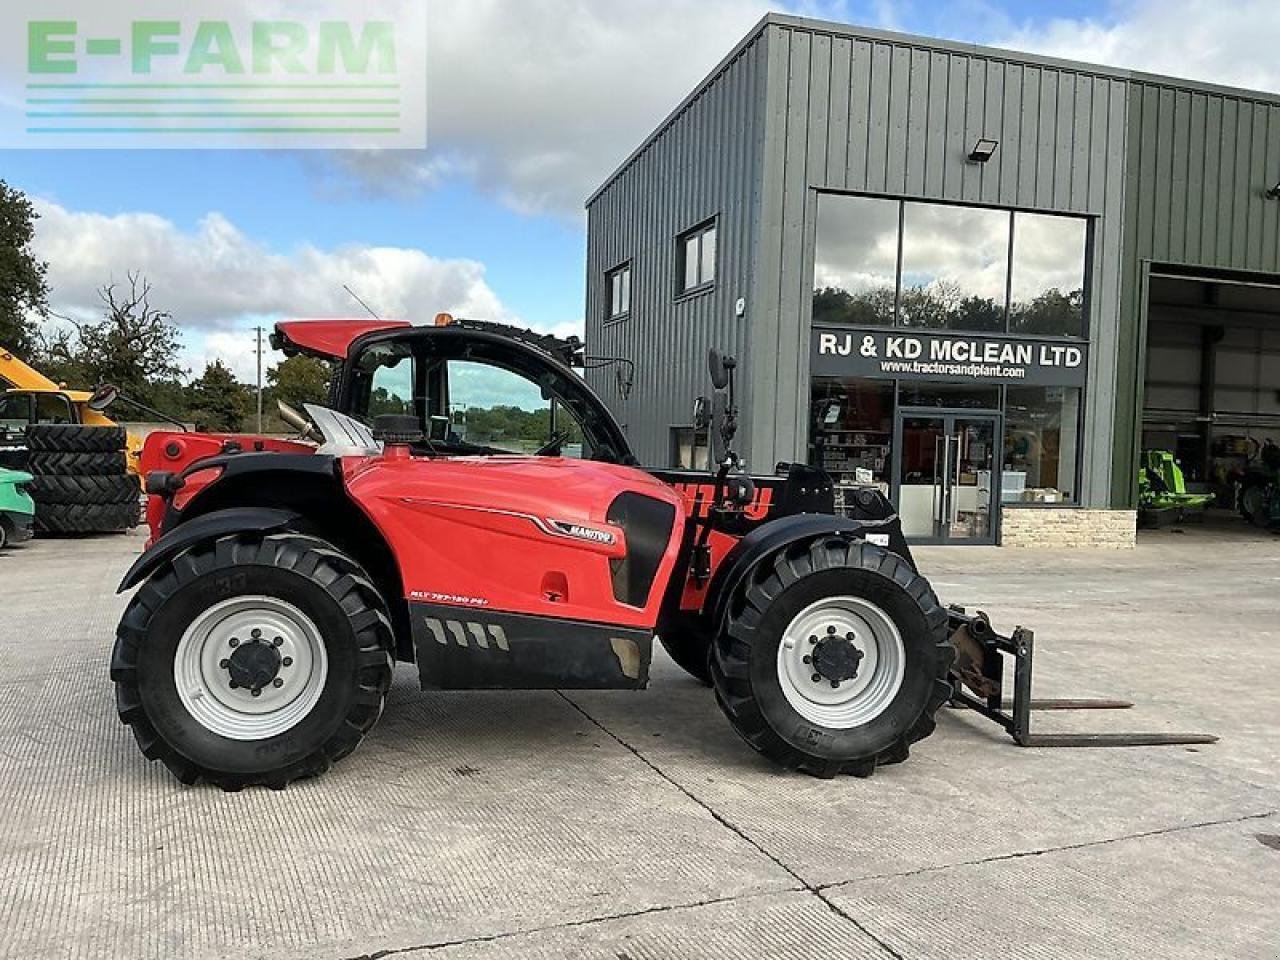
[[0, 181, 50, 357], [186, 360, 248, 432], [267, 355, 332, 411], [41, 272, 184, 409], [1009, 287, 1084, 336]]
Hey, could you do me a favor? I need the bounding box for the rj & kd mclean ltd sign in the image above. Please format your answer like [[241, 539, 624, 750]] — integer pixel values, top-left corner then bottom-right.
[[812, 328, 1088, 388]]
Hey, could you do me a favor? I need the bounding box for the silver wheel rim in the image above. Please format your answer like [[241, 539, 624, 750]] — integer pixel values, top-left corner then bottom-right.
[[776, 595, 906, 729], [174, 596, 328, 741]]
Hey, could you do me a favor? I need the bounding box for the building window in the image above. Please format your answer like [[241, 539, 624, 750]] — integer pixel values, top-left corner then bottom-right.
[[900, 203, 1009, 332], [606, 263, 631, 321], [671, 425, 710, 470], [678, 220, 717, 294], [808, 379, 895, 497], [812, 194, 1089, 337], [812, 195, 898, 327], [1004, 386, 1081, 504], [1008, 213, 1088, 337]]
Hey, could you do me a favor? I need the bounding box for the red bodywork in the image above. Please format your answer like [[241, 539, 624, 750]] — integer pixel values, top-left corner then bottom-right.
[[274, 318, 410, 360], [140, 431, 313, 540], [342, 450, 685, 630]]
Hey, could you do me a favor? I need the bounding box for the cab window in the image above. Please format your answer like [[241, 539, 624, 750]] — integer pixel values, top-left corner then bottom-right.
[[0, 394, 33, 440], [444, 359, 588, 458], [34, 393, 74, 424], [351, 343, 416, 422]]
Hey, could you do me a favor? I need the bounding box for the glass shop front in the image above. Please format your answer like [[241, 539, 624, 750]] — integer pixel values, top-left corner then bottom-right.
[[807, 193, 1091, 545]]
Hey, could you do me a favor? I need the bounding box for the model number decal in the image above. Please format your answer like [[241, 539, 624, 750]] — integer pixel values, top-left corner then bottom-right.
[[410, 590, 490, 607]]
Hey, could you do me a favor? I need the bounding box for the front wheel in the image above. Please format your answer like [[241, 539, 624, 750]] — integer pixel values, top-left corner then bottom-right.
[[711, 537, 954, 778], [111, 533, 394, 789]]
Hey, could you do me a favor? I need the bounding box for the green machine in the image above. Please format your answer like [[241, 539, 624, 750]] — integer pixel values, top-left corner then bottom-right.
[[1138, 451, 1215, 527], [0, 467, 34, 549]]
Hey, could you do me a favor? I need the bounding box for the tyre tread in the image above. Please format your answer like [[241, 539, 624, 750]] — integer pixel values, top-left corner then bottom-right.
[[110, 532, 395, 790], [711, 535, 955, 779]]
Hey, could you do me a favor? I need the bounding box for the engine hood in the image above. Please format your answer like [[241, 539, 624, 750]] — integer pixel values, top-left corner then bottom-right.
[[344, 454, 677, 531]]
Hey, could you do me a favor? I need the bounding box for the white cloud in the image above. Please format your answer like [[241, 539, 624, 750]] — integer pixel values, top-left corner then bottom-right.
[[327, 0, 788, 217], [30, 198, 520, 382], [321, 0, 1279, 218], [997, 0, 1280, 93]]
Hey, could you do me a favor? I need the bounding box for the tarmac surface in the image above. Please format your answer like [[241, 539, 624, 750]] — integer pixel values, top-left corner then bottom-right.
[[1, 518, 1277, 959]]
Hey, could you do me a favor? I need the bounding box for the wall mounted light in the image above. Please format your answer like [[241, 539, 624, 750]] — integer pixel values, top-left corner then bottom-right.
[[1265, 182, 1280, 200], [967, 138, 999, 163]]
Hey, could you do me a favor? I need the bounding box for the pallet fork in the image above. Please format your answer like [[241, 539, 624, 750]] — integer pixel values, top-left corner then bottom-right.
[[947, 607, 1218, 748]]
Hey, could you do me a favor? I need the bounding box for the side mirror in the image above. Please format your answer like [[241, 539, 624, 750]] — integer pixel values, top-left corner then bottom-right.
[[88, 384, 120, 412], [708, 348, 729, 390]]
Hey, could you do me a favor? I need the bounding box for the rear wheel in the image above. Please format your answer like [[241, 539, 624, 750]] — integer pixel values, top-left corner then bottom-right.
[[659, 618, 713, 686], [111, 533, 394, 789], [711, 536, 953, 778]]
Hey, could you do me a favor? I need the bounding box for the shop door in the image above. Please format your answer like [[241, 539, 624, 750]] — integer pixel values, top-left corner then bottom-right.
[[893, 410, 1001, 544]]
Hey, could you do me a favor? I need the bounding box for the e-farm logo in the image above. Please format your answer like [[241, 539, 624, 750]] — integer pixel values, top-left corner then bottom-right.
[[2, 2, 426, 148]]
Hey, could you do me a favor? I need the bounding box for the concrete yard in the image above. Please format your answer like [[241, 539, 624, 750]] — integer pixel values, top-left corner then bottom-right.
[[1, 524, 1278, 959]]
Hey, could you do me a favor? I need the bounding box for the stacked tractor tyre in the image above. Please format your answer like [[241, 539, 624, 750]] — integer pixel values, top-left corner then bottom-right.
[[24, 424, 139, 534]]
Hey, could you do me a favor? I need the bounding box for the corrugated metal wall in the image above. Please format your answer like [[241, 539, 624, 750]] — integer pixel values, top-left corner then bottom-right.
[[584, 34, 767, 467], [1115, 86, 1280, 503], [750, 19, 1130, 508], [586, 14, 1280, 508]]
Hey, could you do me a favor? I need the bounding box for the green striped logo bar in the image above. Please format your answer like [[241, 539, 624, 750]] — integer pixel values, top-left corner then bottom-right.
[[3, 1, 427, 148]]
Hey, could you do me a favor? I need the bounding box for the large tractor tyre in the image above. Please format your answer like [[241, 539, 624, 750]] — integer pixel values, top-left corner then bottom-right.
[[27, 450, 128, 477], [111, 533, 395, 790], [659, 615, 713, 686], [25, 423, 127, 454], [35, 501, 139, 534], [711, 536, 954, 779], [28, 473, 139, 506]]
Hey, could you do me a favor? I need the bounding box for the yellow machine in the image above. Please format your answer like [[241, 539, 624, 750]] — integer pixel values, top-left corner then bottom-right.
[[0, 347, 143, 476]]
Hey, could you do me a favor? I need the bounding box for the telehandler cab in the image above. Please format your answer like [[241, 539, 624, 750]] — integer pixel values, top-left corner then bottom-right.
[[111, 316, 1214, 789]]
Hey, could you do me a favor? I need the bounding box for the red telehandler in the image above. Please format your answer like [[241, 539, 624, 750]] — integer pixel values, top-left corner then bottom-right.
[[111, 316, 1214, 789]]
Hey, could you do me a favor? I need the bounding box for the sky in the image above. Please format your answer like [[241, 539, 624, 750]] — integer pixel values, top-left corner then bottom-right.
[[3, 0, 1280, 382]]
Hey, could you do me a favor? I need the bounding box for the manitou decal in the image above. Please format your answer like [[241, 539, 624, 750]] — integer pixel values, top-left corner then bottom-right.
[[673, 482, 774, 521]]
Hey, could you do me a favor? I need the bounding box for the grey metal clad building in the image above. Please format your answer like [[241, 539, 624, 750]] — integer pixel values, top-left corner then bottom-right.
[[585, 13, 1280, 546]]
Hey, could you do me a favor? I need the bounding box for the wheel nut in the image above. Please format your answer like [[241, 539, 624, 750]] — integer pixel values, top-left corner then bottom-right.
[[811, 673, 822, 683], [219, 659, 230, 669], [252, 689, 262, 698], [808, 635, 818, 645], [282, 657, 293, 668], [229, 638, 240, 647], [251, 629, 262, 639], [803, 655, 812, 665], [273, 637, 283, 647], [830, 680, 840, 689], [273, 678, 284, 688], [228, 681, 238, 689], [827, 626, 837, 635]]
